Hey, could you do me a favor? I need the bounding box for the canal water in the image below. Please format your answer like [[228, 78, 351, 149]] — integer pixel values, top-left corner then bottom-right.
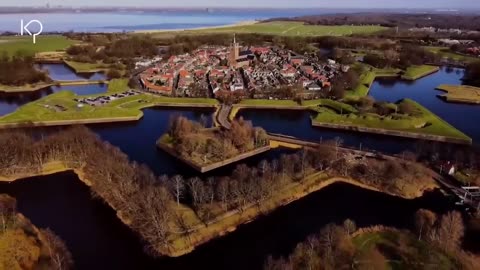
[[0, 63, 108, 116], [0, 84, 108, 116], [90, 107, 295, 177], [0, 65, 478, 269], [238, 67, 480, 152], [36, 63, 107, 81], [0, 172, 456, 270]]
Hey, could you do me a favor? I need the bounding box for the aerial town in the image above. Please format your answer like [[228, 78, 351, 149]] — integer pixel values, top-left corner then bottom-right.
[[138, 35, 348, 98]]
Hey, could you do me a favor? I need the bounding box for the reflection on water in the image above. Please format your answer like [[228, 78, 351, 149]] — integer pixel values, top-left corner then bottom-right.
[[239, 67, 480, 152], [0, 84, 108, 116], [36, 63, 107, 81], [0, 172, 456, 270], [369, 67, 480, 144], [90, 107, 294, 177]]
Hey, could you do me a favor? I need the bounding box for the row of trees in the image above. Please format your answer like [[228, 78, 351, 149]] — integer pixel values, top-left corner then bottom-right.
[[66, 35, 158, 64], [343, 96, 420, 116], [0, 54, 50, 85], [265, 211, 478, 270], [285, 13, 480, 31], [167, 116, 269, 164], [464, 61, 480, 87], [0, 195, 73, 270], [362, 45, 441, 69], [0, 126, 450, 256]]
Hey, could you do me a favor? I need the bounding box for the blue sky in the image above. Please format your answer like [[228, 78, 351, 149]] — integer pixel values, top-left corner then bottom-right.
[[3, 0, 480, 9]]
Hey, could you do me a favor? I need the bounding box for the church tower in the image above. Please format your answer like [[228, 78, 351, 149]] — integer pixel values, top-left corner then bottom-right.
[[229, 33, 240, 68]]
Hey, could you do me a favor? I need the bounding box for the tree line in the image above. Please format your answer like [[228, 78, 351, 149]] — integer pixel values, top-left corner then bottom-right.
[[272, 13, 480, 31], [0, 54, 50, 86], [265, 210, 478, 270], [0, 194, 73, 270], [0, 126, 461, 256]]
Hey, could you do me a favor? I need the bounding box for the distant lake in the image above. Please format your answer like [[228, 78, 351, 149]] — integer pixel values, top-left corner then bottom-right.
[[0, 9, 358, 33]]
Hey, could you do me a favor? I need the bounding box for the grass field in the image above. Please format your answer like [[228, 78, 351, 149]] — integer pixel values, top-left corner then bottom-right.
[[153, 21, 387, 37], [0, 35, 75, 57], [312, 98, 470, 141], [0, 79, 218, 124], [401, 65, 439, 80], [353, 231, 456, 269], [63, 60, 112, 73], [423, 46, 479, 63], [436, 84, 480, 104]]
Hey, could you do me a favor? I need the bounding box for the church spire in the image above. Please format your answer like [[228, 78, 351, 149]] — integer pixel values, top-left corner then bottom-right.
[[233, 33, 236, 44]]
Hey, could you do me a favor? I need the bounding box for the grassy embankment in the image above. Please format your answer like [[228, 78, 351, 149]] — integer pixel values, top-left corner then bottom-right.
[[436, 84, 480, 104], [353, 230, 458, 269], [401, 65, 439, 80], [232, 98, 470, 143], [423, 46, 479, 63], [0, 79, 218, 127], [150, 21, 387, 38], [63, 60, 127, 74], [346, 64, 402, 98], [165, 168, 436, 256], [0, 35, 75, 57], [311, 98, 470, 143]]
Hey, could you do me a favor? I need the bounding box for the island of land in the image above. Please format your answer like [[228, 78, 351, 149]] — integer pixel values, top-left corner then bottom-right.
[[436, 84, 480, 104], [0, 127, 441, 257], [157, 116, 270, 173]]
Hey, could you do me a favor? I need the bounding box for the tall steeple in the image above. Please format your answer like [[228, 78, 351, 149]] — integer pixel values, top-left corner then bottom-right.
[[229, 33, 240, 68]]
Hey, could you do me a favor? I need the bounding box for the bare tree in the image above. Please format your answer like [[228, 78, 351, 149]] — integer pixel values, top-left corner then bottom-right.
[[438, 211, 464, 252], [187, 177, 203, 206], [170, 175, 185, 206], [415, 209, 437, 241], [41, 228, 74, 270], [343, 219, 357, 235]]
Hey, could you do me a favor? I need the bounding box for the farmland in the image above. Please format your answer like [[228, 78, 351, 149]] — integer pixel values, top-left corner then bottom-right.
[[0, 35, 75, 57], [151, 21, 387, 37]]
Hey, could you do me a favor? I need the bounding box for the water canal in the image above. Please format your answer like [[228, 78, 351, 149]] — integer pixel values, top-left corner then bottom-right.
[[238, 67, 480, 152], [0, 172, 457, 270], [0, 84, 107, 116], [0, 65, 478, 269], [36, 63, 107, 81], [0, 63, 108, 115]]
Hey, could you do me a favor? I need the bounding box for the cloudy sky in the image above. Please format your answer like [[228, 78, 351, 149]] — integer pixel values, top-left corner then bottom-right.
[[3, 0, 480, 9]]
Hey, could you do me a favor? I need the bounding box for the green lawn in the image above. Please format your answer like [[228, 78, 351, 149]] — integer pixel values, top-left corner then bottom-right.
[[0, 79, 218, 124], [312, 98, 470, 141], [154, 21, 387, 37], [401, 65, 439, 80], [0, 35, 75, 57], [63, 60, 112, 73], [353, 231, 457, 270], [423, 46, 479, 63], [348, 71, 377, 97], [436, 84, 480, 104]]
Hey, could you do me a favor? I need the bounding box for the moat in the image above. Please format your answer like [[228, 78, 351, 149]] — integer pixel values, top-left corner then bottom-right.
[[0, 65, 478, 269]]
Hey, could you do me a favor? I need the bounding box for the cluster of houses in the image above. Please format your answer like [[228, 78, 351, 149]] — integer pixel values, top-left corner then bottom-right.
[[138, 36, 348, 97], [74, 90, 139, 106]]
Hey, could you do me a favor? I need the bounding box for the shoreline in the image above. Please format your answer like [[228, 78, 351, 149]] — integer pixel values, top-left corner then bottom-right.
[[0, 163, 437, 257], [229, 105, 472, 145], [134, 20, 258, 34], [157, 141, 271, 173], [0, 80, 107, 94]]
